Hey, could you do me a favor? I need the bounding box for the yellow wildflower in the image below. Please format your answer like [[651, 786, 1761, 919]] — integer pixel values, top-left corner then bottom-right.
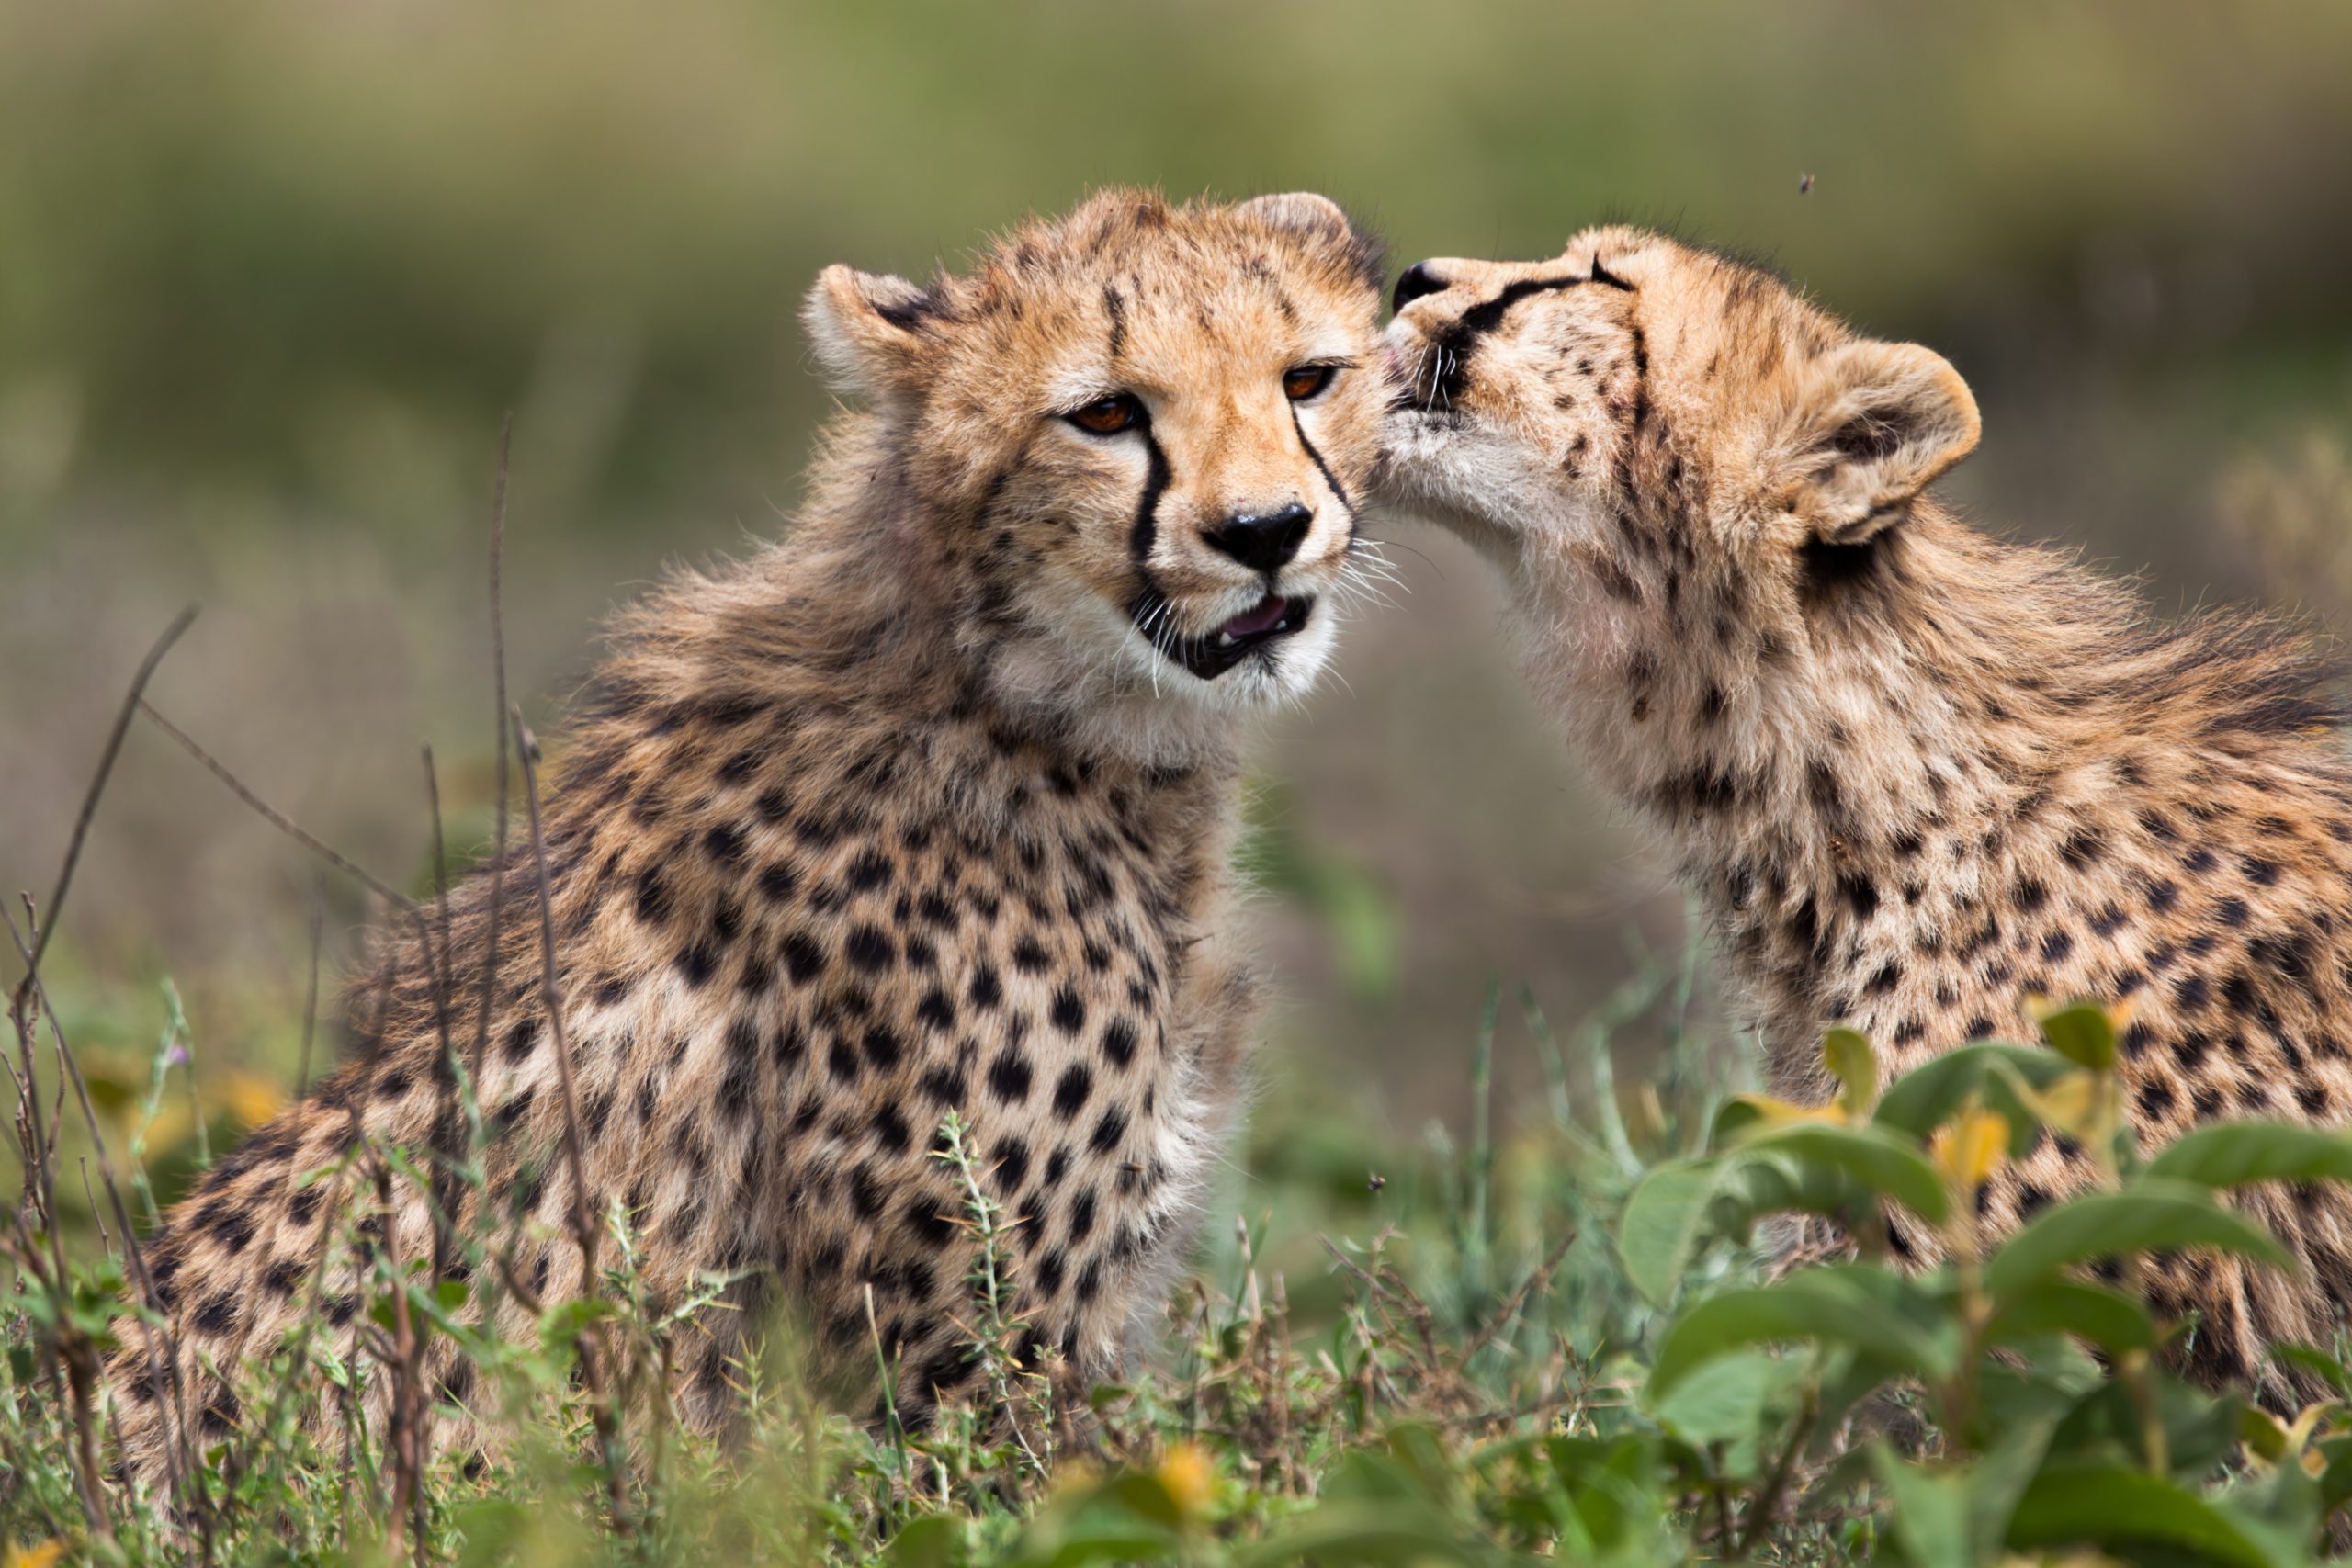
[[1158, 1441, 1214, 1516], [1931, 1106, 2009, 1192]]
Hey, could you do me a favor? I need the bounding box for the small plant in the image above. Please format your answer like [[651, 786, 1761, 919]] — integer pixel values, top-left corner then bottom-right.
[[1614, 1000, 2352, 1564], [17, 948, 2352, 1563]]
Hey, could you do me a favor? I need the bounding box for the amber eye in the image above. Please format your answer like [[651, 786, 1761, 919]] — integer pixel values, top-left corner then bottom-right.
[[1066, 393, 1142, 435], [1283, 365, 1337, 401]]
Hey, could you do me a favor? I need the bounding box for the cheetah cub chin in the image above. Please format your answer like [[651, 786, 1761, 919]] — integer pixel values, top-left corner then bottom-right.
[[1384, 226, 2352, 1400], [108, 189, 1387, 1487]]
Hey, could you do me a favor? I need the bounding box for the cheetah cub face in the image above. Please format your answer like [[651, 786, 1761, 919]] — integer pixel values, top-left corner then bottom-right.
[[1380, 225, 1980, 628], [805, 190, 1386, 716]]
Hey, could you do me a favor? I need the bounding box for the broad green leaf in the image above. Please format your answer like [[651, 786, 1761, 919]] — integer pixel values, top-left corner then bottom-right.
[[1646, 1267, 1958, 1403], [2316, 1434, 2352, 1512], [2145, 1121, 2352, 1189], [453, 1499, 534, 1568], [1983, 1279, 2156, 1356], [1649, 1348, 1807, 1464], [537, 1296, 617, 1353], [2050, 1372, 2248, 1483], [2268, 1342, 2352, 1398], [1720, 1150, 1865, 1227], [886, 1517, 968, 1568], [1617, 1158, 1728, 1307], [1230, 1506, 1478, 1568], [2005, 1463, 2278, 1566], [1873, 1043, 2077, 1150], [1871, 1448, 1972, 1568], [1713, 1094, 1834, 1142], [1732, 1122, 1951, 1223], [1984, 1181, 2296, 1302], [1967, 1416, 2064, 1560], [1823, 1026, 1878, 1118], [2037, 1001, 2118, 1071]]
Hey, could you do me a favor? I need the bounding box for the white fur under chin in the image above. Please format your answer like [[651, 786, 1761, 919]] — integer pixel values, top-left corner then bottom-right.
[[981, 595, 1339, 769], [1381, 425, 1554, 570]]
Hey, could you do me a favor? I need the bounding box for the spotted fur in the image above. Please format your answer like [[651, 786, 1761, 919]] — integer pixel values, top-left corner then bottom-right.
[[1385, 226, 2352, 1398], [108, 188, 1387, 1483]]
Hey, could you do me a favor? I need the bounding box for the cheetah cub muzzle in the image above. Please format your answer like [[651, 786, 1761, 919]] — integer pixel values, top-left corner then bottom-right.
[[1384, 226, 2352, 1402], [107, 188, 1387, 1492]]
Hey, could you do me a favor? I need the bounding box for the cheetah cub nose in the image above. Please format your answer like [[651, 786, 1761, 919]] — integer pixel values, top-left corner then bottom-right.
[[1392, 262, 1449, 312], [1205, 502, 1313, 574]]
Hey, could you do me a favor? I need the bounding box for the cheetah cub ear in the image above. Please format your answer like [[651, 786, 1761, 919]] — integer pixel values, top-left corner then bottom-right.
[[803, 265, 947, 402], [1237, 191, 1385, 287], [1237, 191, 1355, 241], [1784, 338, 1982, 545]]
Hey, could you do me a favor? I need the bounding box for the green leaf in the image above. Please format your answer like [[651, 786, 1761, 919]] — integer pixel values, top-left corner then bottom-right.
[[886, 1517, 968, 1568], [537, 1296, 616, 1354], [1646, 1267, 1959, 1404], [1984, 1180, 2296, 1302], [2316, 1434, 2352, 1512], [2145, 1121, 2352, 1189], [1823, 1026, 1879, 1118], [1983, 1279, 2156, 1356], [2005, 1462, 2278, 1566], [2268, 1342, 2352, 1397], [2049, 1374, 2248, 1483], [1873, 1043, 2075, 1150], [1871, 1449, 1972, 1568], [1731, 1122, 1951, 1223], [453, 1498, 534, 1568], [2037, 1001, 2118, 1071], [1617, 1158, 1728, 1307], [1231, 1505, 1477, 1568], [1649, 1348, 1808, 1468]]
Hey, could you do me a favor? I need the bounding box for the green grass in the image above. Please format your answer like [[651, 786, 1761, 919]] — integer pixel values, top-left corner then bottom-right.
[[17, 956, 2352, 1564]]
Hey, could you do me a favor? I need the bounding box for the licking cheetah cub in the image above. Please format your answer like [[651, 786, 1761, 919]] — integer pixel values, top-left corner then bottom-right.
[[1384, 227, 2352, 1394], [109, 189, 1387, 1483]]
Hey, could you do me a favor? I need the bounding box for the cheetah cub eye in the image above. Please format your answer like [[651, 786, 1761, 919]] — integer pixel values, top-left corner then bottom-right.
[[1065, 393, 1143, 436]]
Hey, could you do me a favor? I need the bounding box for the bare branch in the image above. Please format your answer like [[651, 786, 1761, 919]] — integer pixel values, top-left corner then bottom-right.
[[137, 698, 413, 911], [17, 604, 198, 989], [511, 704, 632, 1535]]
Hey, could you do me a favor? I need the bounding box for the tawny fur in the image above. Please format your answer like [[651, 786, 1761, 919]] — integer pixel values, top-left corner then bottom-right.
[[1384, 226, 2352, 1400], [107, 188, 1387, 1486]]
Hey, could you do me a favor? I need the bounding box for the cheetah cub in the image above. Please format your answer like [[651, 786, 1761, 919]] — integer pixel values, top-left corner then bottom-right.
[[110, 189, 1387, 1483], [1384, 227, 2352, 1394]]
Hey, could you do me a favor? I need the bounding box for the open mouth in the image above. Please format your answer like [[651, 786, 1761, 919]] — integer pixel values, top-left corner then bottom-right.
[[1136, 592, 1314, 681]]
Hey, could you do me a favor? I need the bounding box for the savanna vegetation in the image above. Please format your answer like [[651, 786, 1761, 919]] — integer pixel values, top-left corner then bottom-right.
[[8, 1, 2352, 1562]]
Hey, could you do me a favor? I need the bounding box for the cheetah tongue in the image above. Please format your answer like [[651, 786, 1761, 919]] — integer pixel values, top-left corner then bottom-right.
[[1216, 595, 1292, 644]]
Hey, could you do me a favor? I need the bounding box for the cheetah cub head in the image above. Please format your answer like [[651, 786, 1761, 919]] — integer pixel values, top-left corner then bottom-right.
[[1380, 226, 1981, 637], [804, 189, 1386, 725]]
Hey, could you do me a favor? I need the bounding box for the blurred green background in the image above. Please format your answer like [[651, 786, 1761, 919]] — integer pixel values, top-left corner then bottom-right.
[[6, 0, 2352, 1146]]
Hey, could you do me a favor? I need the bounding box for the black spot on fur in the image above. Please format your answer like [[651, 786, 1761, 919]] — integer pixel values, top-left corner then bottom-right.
[[1053, 1063, 1092, 1118], [844, 924, 894, 972], [988, 1049, 1034, 1104]]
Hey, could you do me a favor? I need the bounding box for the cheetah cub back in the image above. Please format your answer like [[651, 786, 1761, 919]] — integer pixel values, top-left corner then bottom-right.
[[109, 188, 1387, 1486], [1384, 227, 2352, 1398]]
